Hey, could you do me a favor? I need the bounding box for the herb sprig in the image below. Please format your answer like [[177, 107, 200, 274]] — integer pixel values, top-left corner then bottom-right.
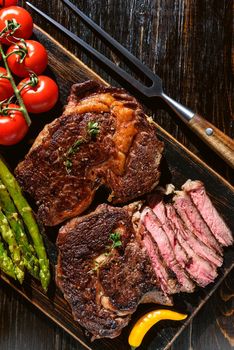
[[88, 121, 99, 138], [90, 231, 122, 274], [64, 121, 100, 174], [109, 232, 122, 249]]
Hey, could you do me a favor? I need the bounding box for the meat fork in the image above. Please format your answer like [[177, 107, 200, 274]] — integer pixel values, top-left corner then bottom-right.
[[26, 0, 234, 168]]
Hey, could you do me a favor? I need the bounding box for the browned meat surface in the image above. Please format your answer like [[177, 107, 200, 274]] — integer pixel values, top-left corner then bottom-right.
[[15, 80, 164, 226], [173, 191, 222, 255], [56, 204, 172, 340], [142, 208, 195, 293], [182, 180, 233, 246]]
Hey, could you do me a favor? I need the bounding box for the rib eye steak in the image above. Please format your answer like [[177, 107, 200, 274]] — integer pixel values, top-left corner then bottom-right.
[[15, 80, 164, 226], [56, 203, 172, 340]]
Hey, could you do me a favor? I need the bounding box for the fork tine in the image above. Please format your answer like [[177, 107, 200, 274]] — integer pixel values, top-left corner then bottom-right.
[[61, 0, 157, 82], [26, 1, 150, 94]]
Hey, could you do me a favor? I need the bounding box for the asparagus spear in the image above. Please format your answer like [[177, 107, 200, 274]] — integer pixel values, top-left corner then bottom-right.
[[0, 158, 50, 291], [0, 238, 16, 279], [0, 180, 39, 279], [0, 208, 24, 283]]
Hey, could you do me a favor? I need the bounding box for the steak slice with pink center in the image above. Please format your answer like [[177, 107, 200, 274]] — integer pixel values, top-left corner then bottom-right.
[[173, 191, 222, 255], [165, 204, 218, 286], [150, 197, 218, 286], [143, 208, 195, 293], [150, 197, 189, 268], [139, 222, 180, 294], [182, 180, 233, 247], [166, 204, 222, 267]]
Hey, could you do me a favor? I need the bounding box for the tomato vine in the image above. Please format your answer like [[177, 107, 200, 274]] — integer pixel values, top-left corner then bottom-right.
[[0, 19, 31, 126]]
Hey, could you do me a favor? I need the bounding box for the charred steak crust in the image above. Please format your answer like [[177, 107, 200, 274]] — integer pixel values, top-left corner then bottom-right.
[[56, 204, 171, 340], [15, 80, 164, 226]]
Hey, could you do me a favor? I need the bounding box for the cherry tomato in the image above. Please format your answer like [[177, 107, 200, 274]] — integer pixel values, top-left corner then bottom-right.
[[0, 6, 33, 45], [0, 1, 18, 8], [18, 76, 59, 114], [0, 104, 28, 145], [7, 40, 48, 77], [0, 67, 14, 100]]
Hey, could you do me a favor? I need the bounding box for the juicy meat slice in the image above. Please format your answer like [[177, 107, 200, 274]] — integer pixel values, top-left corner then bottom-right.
[[166, 204, 223, 267], [15, 80, 164, 226], [150, 197, 189, 268], [150, 197, 217, 286], [142, 208, 195, 293], [139, 224, 180, 294], [182, 180, 233, 247], [56, 204, 172, 340], [165, 204, 218, 286], [173, 191, 222, 255]]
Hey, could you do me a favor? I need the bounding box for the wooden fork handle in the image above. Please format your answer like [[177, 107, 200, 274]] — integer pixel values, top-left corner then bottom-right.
[[188, 114, 234, 168]]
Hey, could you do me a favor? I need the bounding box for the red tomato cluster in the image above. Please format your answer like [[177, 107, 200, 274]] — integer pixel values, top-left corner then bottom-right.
[[0, 3, 59, 146]]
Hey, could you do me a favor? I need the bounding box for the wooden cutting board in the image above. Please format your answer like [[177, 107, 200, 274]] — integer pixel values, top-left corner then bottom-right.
[[0, 26, 233, 350]]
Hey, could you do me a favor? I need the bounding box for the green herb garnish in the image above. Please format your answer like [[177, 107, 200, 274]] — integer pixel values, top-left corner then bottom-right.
[[64, 139, 84, 174], [109, 232, 122, 249], [64, 120, 100, 173], [64, 158, 73, 174], [67, 139, 84, 156], [90, 232, 122, 274], [87, 121, 99, 138]]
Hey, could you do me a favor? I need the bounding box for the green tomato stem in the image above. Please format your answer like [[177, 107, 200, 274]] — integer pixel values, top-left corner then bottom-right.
[[0, 44, 31, 126]]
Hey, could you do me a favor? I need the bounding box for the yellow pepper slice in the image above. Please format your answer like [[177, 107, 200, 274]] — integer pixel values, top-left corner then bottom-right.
[[128, 309, 188, 349]]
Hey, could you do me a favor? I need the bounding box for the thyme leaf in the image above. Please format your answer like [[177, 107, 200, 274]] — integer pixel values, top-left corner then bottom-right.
[[110, 232, 122, 249], [64, 120, 100, 173], [67, 139, 84, 156], [87, 121, 99, 138], [64, 139, 84, 174], [91, 232, 122, 274]]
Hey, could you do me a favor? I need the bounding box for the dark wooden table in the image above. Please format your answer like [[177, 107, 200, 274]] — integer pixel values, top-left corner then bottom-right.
[[0, 0, 233, 349]]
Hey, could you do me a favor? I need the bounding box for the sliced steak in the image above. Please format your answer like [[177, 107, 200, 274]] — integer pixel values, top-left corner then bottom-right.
[[142, 208, 195, 293], [173, 191, 222, 255], [139, 224, 180, 294], [150, 197, 217, 286], [166, 204, 223, 267], [165, 204, 218, 286], [150, 196, 189, 268], [15, 80, 164, 226], [182, 180, 233, 247], [56, 204, 172, 340]]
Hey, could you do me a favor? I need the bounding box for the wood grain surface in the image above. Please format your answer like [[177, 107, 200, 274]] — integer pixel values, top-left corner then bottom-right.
[[0, 0, 233, 350]]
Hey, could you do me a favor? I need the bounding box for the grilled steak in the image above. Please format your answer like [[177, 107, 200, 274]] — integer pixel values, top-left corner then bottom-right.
[[56, 204, 172, 340], [56, 181, 232, 339], [15, 80, 164, 226], [142, 208, 195, 293], [173, 191, 223, 255], [182, 180, 233, 246]]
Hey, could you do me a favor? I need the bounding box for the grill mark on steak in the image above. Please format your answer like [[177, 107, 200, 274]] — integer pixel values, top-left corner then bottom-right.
[[56, 204, 172, 340], [15, 80, 164, 226], [142, 208, 195, 293], [173, 191, 222, 255], [182, 180, 233, 247]]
